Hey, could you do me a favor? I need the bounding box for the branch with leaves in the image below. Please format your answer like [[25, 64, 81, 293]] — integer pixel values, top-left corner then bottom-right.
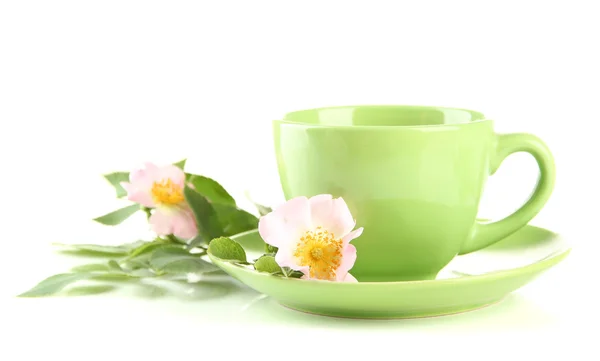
[[18, 159, 280, 297]]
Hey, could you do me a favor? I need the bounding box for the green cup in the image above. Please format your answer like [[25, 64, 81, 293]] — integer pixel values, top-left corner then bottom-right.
[[273, 105, 555, 282]]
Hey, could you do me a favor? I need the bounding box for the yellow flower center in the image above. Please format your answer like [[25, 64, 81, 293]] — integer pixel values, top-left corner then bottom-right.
[[151, 178, 184, 205], [293, 226, 343, 280]]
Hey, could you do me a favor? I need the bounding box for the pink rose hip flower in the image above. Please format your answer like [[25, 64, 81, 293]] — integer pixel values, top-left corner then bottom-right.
[[258, 194, 363, 282], [121, 162, 197, 240]]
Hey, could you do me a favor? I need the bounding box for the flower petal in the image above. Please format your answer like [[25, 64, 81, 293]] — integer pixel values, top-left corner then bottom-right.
[[342, 273, 358, 282], [309, 195, 355, 238], [129, 162, 160, 189], [156, 164, 186, 187], [121, 181, 156, 208], [149, 207, 198, 239], [275, 245, 309, 273], [341, 227, 363, 246], [149, 209, 174, 236], [258, 196, 311, 248], [308, 194, 333, 225], [335, 244, 357, 281], [171, 208, 198, 239]]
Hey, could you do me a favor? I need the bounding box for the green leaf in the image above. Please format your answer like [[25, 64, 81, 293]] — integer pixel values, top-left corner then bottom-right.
[[282, 267, 304, 278], [54, 243, 133, 256], [150, 246, 218, 273], [18, 273, 93, 297], [122, 240, 148, 250], [254, 203, 272, 217], [121, 258, 151, 271], [183, 185, 224, 241], [128, 268, 156, 277], [174, 158, 187, 170], [93, 204, 140, 226], [265, 244, 278, 255], [108, 260, 124, 272], [213, 204, 259, 236], [187, 175, 236, 206], [121, 241, 173, 270], [207, 237, 247, 263], [127, 240, 168, 259], [244, 191, 272, 216], [161, 259, 217, 274], [103, 172, 130, 198], [149, 246, 194, 269], [90, 273, 132, 282], [135, 283, 168, 298], [70, 263, 110, 272], [254, 255, 282, 274], [186, 235, 206, 250], [71, 260, 153, 278], [66, 285, 116, 296]]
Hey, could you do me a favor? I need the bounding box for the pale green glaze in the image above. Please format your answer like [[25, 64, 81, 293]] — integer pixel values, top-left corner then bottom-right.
[[209, 226, 570, 319], [273, 105, 555, 281]]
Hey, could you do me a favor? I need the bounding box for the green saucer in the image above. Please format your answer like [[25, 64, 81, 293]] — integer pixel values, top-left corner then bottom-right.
[[209, 225, 571, 319]]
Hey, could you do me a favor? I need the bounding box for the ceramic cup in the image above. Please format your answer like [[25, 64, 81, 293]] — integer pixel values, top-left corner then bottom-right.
[[272, 105, 555, 282]]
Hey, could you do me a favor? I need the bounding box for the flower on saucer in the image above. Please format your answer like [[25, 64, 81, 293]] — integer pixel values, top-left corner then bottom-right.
[[121, 162, 197, 239], [258, 195, 363, 282]]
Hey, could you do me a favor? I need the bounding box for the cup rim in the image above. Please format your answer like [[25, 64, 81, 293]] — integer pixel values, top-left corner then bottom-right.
[[274, 104, 491, 129]]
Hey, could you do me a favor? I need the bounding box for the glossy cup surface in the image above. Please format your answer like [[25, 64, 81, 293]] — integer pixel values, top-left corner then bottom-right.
[[273, 105, 554, 282]]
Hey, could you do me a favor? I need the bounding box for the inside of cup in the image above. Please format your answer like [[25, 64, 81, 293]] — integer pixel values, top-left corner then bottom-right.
[[282, 105, 486, 126]]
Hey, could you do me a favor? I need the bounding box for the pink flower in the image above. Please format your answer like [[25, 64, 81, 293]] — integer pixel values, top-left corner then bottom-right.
[[258, 194, 363, 282], [121, 162, 197, 239]]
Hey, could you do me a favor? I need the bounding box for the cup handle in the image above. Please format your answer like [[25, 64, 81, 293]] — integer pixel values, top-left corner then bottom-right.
[[458, 133, 556, 255]]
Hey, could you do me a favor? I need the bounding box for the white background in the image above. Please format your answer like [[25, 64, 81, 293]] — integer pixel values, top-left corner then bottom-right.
[[1, 0, 599, 359]]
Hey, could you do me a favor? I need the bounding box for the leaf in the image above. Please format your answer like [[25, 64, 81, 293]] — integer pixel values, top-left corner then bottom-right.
[[70, 263, 110, 272], [213, 204, 259, 236], [187, 175, 236, 206], [18, 273, 93, 297], [103, 172, 130, 198], [282, 267, 304, 278], [108, 260, 124, 272], [207, 237, 247, 263], [150, 246, 218, 273], [93, 204, 140, 226], [265, 244, 278, 255], [91, 273, 132, 282], [174, 158, 187, 170], [254, 255, 282, 274], [254, 203, 272, 217], [186, 235, 206, 250], [65, 285, 116, 296], [122, 241, 172, 270], [129, 268, 156, 277], [71, 260, 153, 278], [127, 240, 168, 259], [121, 240, 148, 250], [54, 243, 133, 256], [149, 246, 193, 269], [162, 259, 218, 274], [122, 258, 147, 269], [244, 191, 272, 216], [135, 283, 168, 298], [183, 185, 224, 241]]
